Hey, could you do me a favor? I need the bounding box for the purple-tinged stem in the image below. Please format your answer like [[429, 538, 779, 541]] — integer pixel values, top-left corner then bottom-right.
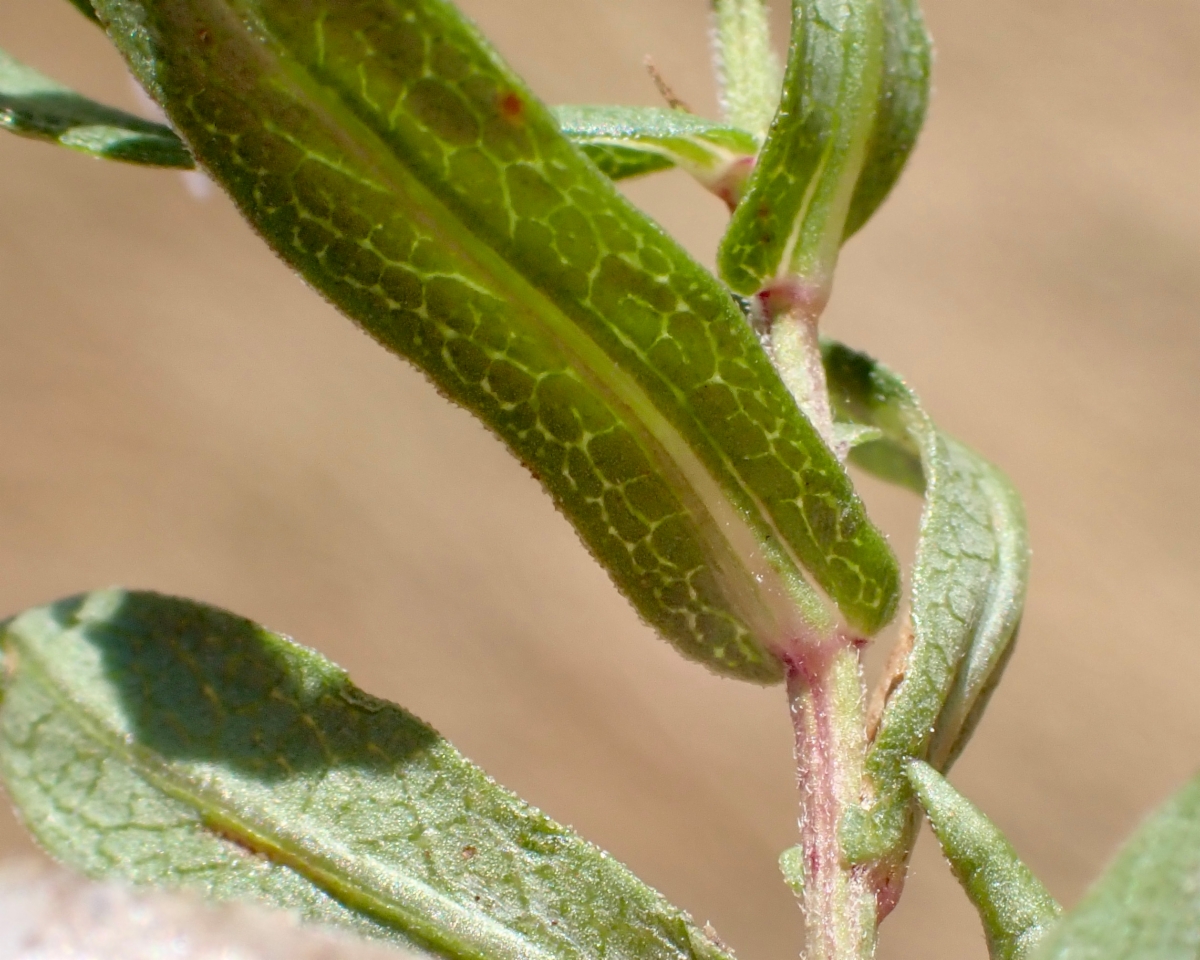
[[784, 638, 877, 960]]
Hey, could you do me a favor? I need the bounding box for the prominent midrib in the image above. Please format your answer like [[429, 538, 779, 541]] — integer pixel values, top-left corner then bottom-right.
[[573, 135, 723, 168], [220, 7, 825, 650], [15, 636, 558, 960]]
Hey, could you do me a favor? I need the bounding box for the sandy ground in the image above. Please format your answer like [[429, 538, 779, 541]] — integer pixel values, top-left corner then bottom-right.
[[1, 0, 1199, 958]]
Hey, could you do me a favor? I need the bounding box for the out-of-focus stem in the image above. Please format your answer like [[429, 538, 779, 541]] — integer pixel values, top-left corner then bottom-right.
[[785, 640, 877, 960]]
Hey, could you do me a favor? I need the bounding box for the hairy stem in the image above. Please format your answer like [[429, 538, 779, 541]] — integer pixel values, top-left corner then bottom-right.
[[785, 641, 876, 960], [755, 281, 844, 460]]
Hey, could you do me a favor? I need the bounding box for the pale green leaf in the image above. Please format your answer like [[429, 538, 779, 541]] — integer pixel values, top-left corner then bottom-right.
[[554, 106, 756, 203], [1031, 772, 1200, 960], [89, 0, 902, 678], [0, 47, 191, 167], [710, 0, 782, 139], [0, 589, 739, 960], [822, 342, 1029, 876], [908, 762, 1060, 960], [717, 0, 930, 294]]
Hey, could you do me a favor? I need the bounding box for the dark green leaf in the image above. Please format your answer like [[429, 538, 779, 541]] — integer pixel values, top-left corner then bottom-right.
[[718, 0, 887, 294], [710, 0, 782, 139], [90, 0, 902, 678], [0, 589, 739, 960], [1032, 772, 1200, 960], [717, 0, 930, 294], [0, 48, 192, 167], [908, 761, 1060, 960], [823, 342, 1029, 879], [843, 0, 931, 239], [554, 106, 756, 202]]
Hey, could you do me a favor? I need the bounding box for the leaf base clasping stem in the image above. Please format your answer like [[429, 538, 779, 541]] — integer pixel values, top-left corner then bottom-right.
[[782, 638, 877, 960]]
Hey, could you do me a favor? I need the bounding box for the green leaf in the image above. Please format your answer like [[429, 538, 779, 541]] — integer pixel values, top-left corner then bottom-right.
[[89, 0, 901, 678], [718, 0, 887, 295], [843, 0, 931, 239], [822, 341, 1029, 875], [0, 589, 739, 960], [717, 0, 930, 295], [1031, 772, 1200, 960], [907, 761, 1060, 960], [710, 0, 782, 139], [0, 48, 192, 168], [554, 106, 756, 204]]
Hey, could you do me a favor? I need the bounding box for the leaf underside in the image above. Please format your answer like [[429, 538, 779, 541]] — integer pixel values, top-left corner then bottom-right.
[[1031, 772, 1200, 960], [823, 341, 1029, 871], [90, 0, 901, 679], [553, 106, 756, 184], [908, 761, 1060, 960], [0, 589, 736, 960], [0, 47, 192, 168]]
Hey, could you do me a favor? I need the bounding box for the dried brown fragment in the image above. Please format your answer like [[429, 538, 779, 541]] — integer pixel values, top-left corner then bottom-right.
[[643, 57, 692, 113]]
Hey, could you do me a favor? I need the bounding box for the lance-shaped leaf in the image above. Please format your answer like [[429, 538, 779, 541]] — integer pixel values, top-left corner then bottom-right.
[[908, 762, 1060, 960], [843, 0, 931, 239], [710, 0, 782, 139], [0, 589, 740, 960], [717, 0, 930, 294], [553, 106, 756, 205], [717, 0, 886, 295], [822, 342, 1029, 877], [1031, 772, 1200, 960], [89, 0, 901, 679], [0, 48, 192, 168]]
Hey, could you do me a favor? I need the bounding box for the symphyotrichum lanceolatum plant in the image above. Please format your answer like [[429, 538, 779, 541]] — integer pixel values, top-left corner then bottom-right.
[[2, 2, 1199, 960]]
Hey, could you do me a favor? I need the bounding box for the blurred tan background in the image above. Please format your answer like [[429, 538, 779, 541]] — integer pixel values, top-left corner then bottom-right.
[[1, 0, 1199, 957]]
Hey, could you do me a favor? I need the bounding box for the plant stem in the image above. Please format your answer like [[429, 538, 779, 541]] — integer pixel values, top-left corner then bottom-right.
[[785, 639, 877, 960], [754, 282, 846, 460]]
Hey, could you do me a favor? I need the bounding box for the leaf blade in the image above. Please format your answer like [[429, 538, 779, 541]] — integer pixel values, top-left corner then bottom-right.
[[908, 761, 1060, 960], [0, 48, 192, 167], [843, 0, 931, 239], [717, 0, 931, 293], [91, 0, 902, 674], [1031, 773, 1200, 960], [554, 106, 756, 201], [0, 589, 737, 960], [718, 0, 887, 294], [823, 342, 1030, 874]]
